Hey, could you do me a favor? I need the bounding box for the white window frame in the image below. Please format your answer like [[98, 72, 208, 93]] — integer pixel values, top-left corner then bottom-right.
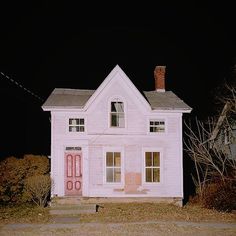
[[103, 147, 124, 186], [68, 118, 85, 133], [108, 97, 126, 129], [142, 148, 163, 185], [149, 119, 166, 133]]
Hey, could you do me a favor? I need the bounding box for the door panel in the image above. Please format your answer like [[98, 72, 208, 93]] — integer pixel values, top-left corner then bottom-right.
[[64, 152, 82, 196]]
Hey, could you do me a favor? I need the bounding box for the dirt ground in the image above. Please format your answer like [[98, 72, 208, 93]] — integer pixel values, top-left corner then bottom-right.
[[1, 220, 236, 236]]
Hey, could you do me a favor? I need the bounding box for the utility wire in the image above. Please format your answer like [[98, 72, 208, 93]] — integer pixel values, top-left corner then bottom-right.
[[0, 71, 44, 102]]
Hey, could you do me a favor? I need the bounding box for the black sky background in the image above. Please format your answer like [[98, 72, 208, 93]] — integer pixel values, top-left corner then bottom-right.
[[0, 2, 236, 159]]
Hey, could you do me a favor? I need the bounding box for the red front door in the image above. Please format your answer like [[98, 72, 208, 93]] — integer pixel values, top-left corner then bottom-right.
[[64, 152, 82, 196]]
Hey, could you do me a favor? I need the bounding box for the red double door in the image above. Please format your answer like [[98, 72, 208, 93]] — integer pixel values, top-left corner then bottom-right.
[[64, 152, 82, 196]]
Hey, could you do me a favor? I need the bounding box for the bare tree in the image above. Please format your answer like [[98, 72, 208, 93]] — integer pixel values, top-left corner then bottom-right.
[[184, 82, 236, 199]]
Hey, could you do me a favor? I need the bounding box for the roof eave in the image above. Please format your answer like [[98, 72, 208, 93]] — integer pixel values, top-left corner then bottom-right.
[[151, 108, 192, 113], [41, 106, 84, 111]]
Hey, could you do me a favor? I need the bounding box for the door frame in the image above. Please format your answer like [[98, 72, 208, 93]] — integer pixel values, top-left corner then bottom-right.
[[64, 148, 83, 196]]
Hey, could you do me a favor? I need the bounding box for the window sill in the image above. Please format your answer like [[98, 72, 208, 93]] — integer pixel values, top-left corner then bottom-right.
[[103, 182, 124, 187], [143, 182, 162, 186]]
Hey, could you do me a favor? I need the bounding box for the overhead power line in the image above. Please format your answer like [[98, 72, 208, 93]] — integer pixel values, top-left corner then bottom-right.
[[0, 71, 44, 102]]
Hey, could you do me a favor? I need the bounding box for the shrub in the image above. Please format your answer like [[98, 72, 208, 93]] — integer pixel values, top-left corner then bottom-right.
[[0, 155, 49, 204], [24, 175, 52, 207], [202, 179, 236, 212]]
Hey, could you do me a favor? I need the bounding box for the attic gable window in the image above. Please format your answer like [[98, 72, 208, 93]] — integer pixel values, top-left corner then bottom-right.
[[69, 118, 84, 132], [149, 120, 165, 133], [110, 101, 125, 128]]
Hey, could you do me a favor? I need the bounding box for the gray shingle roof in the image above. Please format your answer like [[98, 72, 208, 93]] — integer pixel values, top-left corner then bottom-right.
[[42, 88, 191, 111], [144, 91, 191, 111], [42, 88, 95, 109]]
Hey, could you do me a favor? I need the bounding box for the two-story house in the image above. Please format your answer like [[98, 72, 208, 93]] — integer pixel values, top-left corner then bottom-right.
[[42, 65, 192, 206]]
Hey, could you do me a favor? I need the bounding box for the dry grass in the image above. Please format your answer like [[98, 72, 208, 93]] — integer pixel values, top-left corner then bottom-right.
[[0, 204, 50, 224], [0, 202, 235, 225], [80, 202, 236, 223], [1, 203, 235, 236]]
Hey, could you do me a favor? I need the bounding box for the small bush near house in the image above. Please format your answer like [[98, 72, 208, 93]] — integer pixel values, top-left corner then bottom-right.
[[24, 175, 52, 207], [0, 154, 50, 205], [202, 179, 236, 212]]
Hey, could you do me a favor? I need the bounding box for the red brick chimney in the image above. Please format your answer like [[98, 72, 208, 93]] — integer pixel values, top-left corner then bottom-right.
[[154, 66, 166, 92]]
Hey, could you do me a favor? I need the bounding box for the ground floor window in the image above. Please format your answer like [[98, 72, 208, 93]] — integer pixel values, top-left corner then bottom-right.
[[106, 152, 121, 183], [145, 152, 160, 182]]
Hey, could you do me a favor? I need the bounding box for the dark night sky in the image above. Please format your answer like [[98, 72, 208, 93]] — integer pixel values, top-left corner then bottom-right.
[[0, 2, 236, 158]]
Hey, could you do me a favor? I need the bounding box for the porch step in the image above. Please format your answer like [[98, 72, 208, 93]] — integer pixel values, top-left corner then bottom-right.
[[51, 196, 84, 206], [50, 204, 97, 215], [49, 197, 97, 215]]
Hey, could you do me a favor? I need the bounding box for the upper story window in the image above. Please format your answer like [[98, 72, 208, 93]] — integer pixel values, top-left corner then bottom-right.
[[69, 118, 85, 132], [110, 101, 125, 128], [149, 120, 165, 133]]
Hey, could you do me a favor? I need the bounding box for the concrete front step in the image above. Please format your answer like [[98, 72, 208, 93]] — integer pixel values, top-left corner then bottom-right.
[[49, 197, 98, 215], [50, 204, 97, 215], [51, 196, 84, 206]]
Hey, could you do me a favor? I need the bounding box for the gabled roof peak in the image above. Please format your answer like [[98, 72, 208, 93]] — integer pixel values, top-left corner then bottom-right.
[[42, 65, 192, 113]]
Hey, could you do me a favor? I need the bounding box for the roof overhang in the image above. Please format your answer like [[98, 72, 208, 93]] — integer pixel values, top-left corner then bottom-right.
[[41, 106, 84, 112], [150, 108, 192, 113]]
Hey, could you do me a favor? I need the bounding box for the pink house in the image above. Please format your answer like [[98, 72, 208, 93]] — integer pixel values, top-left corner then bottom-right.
[[42, 65, 191, 206]]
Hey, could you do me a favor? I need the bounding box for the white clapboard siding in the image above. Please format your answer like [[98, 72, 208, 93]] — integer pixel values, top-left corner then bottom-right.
[[46, 66, 190, 202], [51, 109, 183, 198]]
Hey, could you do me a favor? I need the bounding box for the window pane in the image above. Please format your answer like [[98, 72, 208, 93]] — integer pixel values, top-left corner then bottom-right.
[[106, 168, 113, 182], [153, 168, 160, 182], [114, 168, 121, 182], [116, 102, 124, 112], [79, 126, 85, 132], [73, 119, 79, 125], [106, 152, 113, 166], [118, 113, 125, 127], [111, 114, 118, 127], [145, 152, 152, 166], [69, 126, 78, 132], [153, 127, 159, 132], [69, 119, 73, 125], [69, 118, 79, 125], [111, 102, 116, 112], [80, 119, 84, 125], [114, 152, 121, 166], [153, 152, 160, 166], [146, 168, 152, 182]]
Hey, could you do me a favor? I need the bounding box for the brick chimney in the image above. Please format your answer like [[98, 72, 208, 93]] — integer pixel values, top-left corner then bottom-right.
[[154, 66, 166, 92]]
